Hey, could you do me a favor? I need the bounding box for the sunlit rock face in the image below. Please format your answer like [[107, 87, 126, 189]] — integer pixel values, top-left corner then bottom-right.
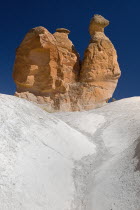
[[80, 15, 121, 107], [13, 14, 121, 112], [13, 27, 79, 95]]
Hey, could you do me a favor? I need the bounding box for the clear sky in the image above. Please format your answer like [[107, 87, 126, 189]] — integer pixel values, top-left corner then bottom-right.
[[1, 0, 140, 100]]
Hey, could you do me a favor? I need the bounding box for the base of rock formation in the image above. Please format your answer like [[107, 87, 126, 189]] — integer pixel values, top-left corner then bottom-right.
[[15, 80, 117, 112]]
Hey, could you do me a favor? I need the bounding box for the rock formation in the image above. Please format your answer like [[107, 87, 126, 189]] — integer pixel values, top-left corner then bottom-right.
[[79, 15, 121, 109], [13, 14, 121, 112], [13, 26, 80, 111]]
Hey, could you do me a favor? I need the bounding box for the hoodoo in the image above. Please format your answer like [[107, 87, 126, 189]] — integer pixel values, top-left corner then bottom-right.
[[13, 14, 121, 112], [80, 15, 121, 108]]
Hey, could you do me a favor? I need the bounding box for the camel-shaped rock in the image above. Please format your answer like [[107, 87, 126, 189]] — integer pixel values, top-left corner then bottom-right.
[[13, 14, 121, 112]]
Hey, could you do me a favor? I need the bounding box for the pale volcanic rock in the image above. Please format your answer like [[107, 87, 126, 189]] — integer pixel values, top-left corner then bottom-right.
[[80, 14, 121, 106], [13, 14, 121, 112], [0, 94, 140, 209]]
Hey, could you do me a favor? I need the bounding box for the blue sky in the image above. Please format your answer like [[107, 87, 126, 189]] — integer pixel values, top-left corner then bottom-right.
[[0, 0, 140, 100]]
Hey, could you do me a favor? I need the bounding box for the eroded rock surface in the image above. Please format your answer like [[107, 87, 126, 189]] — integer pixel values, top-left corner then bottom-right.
[[80, 15, 121, 107], [13, 14, 121, 112]]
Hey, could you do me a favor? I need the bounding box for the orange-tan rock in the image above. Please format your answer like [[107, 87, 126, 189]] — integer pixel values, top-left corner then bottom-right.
[[80, 15, 121, 107], [13, 14, 121, 112], [13, 27, 80, 94]]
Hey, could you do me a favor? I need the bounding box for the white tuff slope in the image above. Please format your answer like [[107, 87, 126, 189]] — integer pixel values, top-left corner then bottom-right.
[[55, 97, 140, 210], [0, 94, 140, 210], [0, 94, 95, 210]]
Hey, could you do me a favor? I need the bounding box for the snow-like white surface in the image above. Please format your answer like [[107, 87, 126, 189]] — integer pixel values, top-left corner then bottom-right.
[[54, 97, 140, 210], [0, 94, 95, 210], [0, 94, 140, 210]]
